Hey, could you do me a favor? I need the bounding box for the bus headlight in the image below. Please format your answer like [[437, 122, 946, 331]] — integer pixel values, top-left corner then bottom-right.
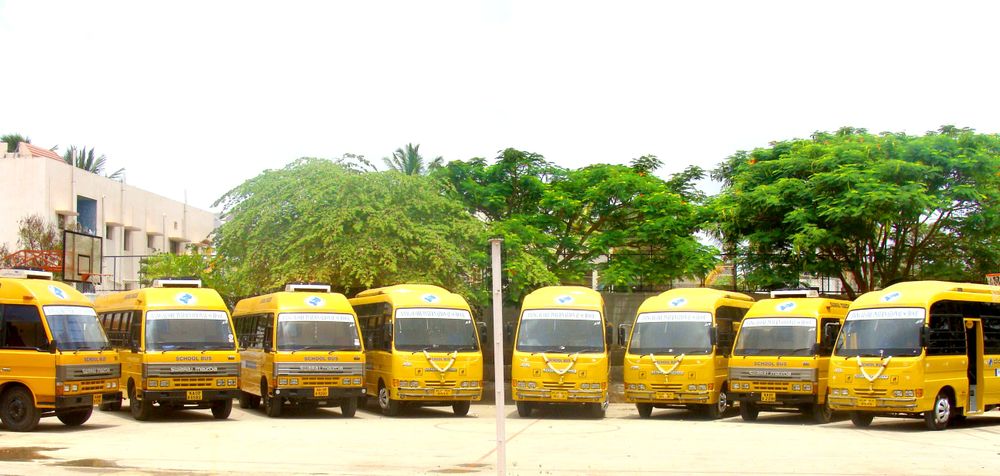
[[697, 384, 707, 391], [803, 384, 812, 392], [793, 384, 801, 391], [160, 380, 169, 387], [627, 384, 635, 390], [227, 379, 236, 386], [893, 390, 903, 397], [149, 380, 158, 387], [688, 384, 697, 391], [353, 378, 361, 385], [904, 390, 914, 397], [290, 378, 299, 385], [527, 382, 537, 389], [279, 378, 288, 385], [217, 379, 225, 386], [581, 383, 590, 389]]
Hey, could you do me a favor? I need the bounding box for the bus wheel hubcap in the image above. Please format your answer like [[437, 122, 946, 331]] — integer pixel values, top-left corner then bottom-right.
[[379, 388, 388, 408], [718, 392, 727, 413], [935, 398, 950, 423]]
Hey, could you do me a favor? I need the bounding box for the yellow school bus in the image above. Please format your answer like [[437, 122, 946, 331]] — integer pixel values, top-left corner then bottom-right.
[[828, 281, 1000, 430], [232, 284, 365, 417], [728, 291, 850, 423], [622, 288, 754, 419], [512, 286, 612, 418], [95, 278, 239, 421], [350, 284, 484, 416], [0, 269, 120, 431]]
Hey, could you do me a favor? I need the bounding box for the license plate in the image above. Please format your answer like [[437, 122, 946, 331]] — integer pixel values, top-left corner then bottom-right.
[[655, 392, 675, 400], [314, 387, 329, 397], [434, 389, 452, 396], [551, 390, 568, 400], [186, 390, 203, 401], [761, 392, 776, 402], [93, 393, 102, 405], [858, 398, 877, 407]]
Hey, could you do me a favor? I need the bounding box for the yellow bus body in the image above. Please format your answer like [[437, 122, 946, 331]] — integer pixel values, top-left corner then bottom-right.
[[623, 288, 753, 418], [232, 290, 365, 417], [350, 284, 484, 416], [0, 272, 120, 431], [94, 284, 239, 420], [828, 281, 1000, 430], [729, 297, 850, 423], [511, 286, 611, 418]]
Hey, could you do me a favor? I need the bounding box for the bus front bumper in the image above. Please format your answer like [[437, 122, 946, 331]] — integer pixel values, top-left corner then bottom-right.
[[625, 389, 711, 404], [139, 389, 238, 403], [397, 388, 482, 400], [55, 394, 99, 409], [735, 392, 817, 407], [274, 387, 365, 401], [514, 388, 604, 402], [827, 395, 919, 411]]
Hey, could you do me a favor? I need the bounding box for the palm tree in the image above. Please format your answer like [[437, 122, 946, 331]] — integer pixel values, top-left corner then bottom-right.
[[63, 146, 124, 180], [382, 143, 443, 175]]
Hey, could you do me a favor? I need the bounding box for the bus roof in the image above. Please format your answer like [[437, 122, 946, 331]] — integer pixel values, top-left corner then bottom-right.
[[351, 284, 470, 310], [636, 288, 754, 315], [0, 276, 93, 308], [94, 286, 228, 312], [234, 291, 355, 316], [745, 297, 850, 319], [520, 286, 603, 312], [851, 280, 1000, 310]]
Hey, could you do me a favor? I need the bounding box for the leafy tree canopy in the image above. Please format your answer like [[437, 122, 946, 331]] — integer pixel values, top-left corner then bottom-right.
[[1, 133, 29, 152], [711, 126, 1000, 297]]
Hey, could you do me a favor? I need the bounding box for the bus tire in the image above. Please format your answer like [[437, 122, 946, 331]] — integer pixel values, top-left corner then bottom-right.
[[850, 411, 874, 427], [1, 386, 41, 432], [128, 382, 153, 421], [452, 400, 471, 416], [211, 399, 232, 419], [588, 402, 606, 419], [811, 401, 833, 424], [341, 397, 358, 418], [739, 401, 759, 421], [705, 389, 729, 420], [378, 382, 400, 416], [924, 391, 952, 431], [636, 403, 653, 419], [262, 383, 282, 418], [57, 407, 93, 426], [516, 401, 532, 418]]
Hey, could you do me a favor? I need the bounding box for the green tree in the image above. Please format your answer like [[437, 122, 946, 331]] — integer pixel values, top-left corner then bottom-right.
[[213, 158, 485, 302], [63, 146, 124, 180], [712, 126, 1000, 297], [139, 248, 238, 303], [383, 143, 442, 175], [1, 133, 29, 152]]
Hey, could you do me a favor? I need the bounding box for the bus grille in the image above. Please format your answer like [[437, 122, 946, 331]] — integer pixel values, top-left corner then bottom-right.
[[170, 377, 215, 388], [78, 380, 107, 393], [650, 383, 683, 391], [853, 388, 887, 397], [425, 380, 457, 388], [543, 382, 575, 390], [301, 377, 348, 386], [750, 382, 790, 392]]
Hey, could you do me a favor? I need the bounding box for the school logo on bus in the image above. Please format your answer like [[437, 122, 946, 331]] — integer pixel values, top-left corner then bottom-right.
[[556, 295, 574, 305], [777, 301, 796, 312], [670, 297, 687, 307], [422, 294, 439, 304], [306, 296, 324, 307], [48, 285, 68, 300], [881, 292, 901, 303], [176, 293, 197, 305]]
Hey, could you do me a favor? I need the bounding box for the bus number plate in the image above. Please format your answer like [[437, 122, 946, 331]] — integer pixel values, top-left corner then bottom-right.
[[551, 390, 568, 400], [761, 392, 776, 402], [186, 390, 203, 401], [314, 387, 329, 397], [858, 398, 877, 407], [434, 389, 452, 396], [655, 392, 675, 400], [93, 393, 102, 406]]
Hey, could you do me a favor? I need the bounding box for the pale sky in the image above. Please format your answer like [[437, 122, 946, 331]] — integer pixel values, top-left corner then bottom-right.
[[2, 0, 999, 211]]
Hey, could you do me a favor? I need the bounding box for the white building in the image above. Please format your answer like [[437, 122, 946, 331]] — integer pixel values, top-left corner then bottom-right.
[[0, 141, 217, 292]]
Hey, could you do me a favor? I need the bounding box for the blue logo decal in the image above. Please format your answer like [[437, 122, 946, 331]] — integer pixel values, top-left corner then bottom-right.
[[881, 292, 901, 303], [48, 285, 68, 300], [556, 295, 574, 305], [422, 294, 439, 304], [176, 293, 196, 305], [777, 301, 796, 312], [306, 296, 324, 307], [670, 297, 687, 307]]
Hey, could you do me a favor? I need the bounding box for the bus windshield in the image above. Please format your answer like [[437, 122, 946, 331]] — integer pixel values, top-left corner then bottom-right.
[[835, 308, 924, 358], [734, 317, 816, 357], [277, 313, 360, 351], [43, 306, 110, 351], [145, 310, 235, 351], [516, 309, 604, 353], [628, 312, 713, 355], [394, 308, 479, 352]]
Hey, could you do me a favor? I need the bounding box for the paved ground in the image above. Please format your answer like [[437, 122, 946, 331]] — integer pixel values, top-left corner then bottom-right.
[[1, 402, 999, 475]]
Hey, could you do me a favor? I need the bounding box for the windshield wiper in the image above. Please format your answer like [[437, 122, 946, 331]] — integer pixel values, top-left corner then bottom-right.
[[327, 347, 360, 354], [572, 348, 604, 355], [289, 345, 329, 354], [530, 348, 566, 355], [776, 347, 814, 359]]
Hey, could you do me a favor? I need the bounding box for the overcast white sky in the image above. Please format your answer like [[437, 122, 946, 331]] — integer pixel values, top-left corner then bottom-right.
[[2, 0, 999, 211]]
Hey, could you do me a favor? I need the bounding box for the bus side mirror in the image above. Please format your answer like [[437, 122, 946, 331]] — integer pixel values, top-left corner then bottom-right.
[[477, 322, 488, 344], [605, 324, 614, 349], [920, 326, 931, 347], [617, 324, 627, 347], [504, 323, 513, 342], [47, 340, 58, 354]]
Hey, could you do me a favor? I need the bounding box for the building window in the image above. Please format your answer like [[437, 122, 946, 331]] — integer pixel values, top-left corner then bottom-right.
[[147, 234, 157, 251], [105, 224, 113, 239], [123, 230, 132, 252], [170, 240, 182, 255]]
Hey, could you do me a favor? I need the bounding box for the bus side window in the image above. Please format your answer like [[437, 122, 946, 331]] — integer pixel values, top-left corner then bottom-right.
[[927, 301, 967, 356], [261, 314, 274, 351], [1, 304, 48, 349], [128, 311, 142, 350], [981, 303, 1000, 355]]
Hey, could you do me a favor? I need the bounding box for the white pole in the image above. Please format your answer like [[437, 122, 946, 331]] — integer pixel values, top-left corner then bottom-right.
[[490, 238, 506, 475]]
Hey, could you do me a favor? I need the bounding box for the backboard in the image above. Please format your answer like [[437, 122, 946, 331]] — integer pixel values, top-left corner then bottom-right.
[[63, 230, 103, 284]]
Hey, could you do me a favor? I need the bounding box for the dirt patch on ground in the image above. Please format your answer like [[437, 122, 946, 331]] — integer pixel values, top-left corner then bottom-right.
[[0, 446, 61, 461]]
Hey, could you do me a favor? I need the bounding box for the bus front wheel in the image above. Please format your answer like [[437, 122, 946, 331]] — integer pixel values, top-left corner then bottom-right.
[[341, 397, 358, 417], [211, 399, 232, 419], [850, 411, 874, 427], [705, 389, 729, 420], [57, 407, 93, 426], [924, 391, 952, 431], [812, 401, 833, 424], [262, 382, 282, 418], [0, 386, 41, 432], [516, 401, 532, 418], [378, 383, 400, 416], [739, 401, 759, 421], [636, 403, 653, 419], [452, 400, 471, 416], [128, 382, 153, 421]]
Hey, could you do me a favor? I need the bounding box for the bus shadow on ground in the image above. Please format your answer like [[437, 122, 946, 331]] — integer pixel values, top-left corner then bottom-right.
[[357, 398, 472, 419], [831, 413, 1000, 433], [617, 407, 740, 421]]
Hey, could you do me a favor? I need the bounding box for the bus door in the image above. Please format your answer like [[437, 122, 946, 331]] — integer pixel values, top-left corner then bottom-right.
[[965, 318, 983, 413]]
